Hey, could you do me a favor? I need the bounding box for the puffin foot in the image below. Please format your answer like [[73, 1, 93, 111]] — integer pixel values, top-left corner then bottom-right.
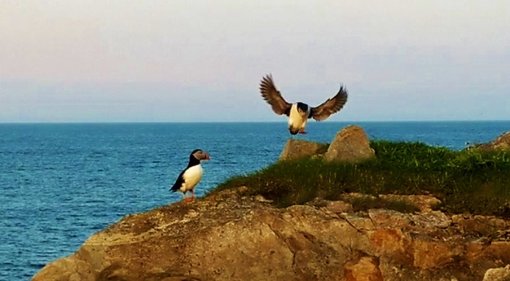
[[183, 197, 194, 203], [299, 130, 307, 134]]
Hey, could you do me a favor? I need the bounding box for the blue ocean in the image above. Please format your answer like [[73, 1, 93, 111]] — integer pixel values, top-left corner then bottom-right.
[[1, 121, 509, 280]]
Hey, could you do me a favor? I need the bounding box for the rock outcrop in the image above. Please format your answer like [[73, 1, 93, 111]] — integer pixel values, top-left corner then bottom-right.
[[33, 188, 510, 281], [325, 125, 375, 162], [279, 139, 328, 161], [279, 125, 375, 162], [472, 131, 510, 151], [33, 127, 510, 281]]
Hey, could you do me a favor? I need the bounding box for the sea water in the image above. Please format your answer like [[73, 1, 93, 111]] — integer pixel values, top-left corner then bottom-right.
[[1, 121, 509, 280]]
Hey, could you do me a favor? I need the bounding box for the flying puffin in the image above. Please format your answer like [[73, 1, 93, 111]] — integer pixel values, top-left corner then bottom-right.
[[259, 74, 348, 135], [170, 149, 210, 202]]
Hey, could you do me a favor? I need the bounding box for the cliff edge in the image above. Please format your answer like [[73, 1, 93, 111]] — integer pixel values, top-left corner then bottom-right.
[[33, 126, 510, 281], [33, 187, 510, 281]]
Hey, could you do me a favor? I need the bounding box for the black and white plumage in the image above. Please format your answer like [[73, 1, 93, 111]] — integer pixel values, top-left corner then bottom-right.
[[259, 74, 348, 135], [170, 149, 210, 202]]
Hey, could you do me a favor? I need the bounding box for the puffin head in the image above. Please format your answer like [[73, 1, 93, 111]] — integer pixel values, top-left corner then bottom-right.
[[296, 102, 309, 115], [191, 149, 210, 161]]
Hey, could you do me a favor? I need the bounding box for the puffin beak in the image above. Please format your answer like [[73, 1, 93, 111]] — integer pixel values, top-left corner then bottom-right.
[[203, 152, 211, 160], [289, 128, 299, 135]]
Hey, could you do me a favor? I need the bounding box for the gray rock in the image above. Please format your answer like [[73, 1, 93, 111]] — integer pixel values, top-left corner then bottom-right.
[[324, 125, 375, 162], [279, 139, 328, 161]]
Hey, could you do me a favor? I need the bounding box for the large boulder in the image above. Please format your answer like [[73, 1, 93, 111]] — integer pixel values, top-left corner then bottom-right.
[[279, 139, 328, 161], [33, 188, 510, 281], [324, 125, 375, 162]]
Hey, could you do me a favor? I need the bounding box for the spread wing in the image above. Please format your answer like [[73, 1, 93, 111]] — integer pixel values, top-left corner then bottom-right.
[[259, 74, 291, 116], [310, 86, 348, 121]]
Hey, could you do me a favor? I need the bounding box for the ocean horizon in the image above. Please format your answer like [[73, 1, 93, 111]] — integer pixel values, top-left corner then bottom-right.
[[2, 121, 510, 280], [1, 119, 509, 124]]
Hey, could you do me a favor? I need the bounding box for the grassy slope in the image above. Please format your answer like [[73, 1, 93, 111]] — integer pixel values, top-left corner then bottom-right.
[[212, 141, 510, 217]]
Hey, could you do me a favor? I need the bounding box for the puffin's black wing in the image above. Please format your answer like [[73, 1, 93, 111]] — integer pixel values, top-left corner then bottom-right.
[[310, 86, 348, 121], [259, 74, 292, 116], [170, 170, 185, 192]]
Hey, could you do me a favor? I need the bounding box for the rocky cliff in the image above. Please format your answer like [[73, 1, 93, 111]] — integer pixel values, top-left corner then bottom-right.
[[33, 186, 510, 281], [33, 127, 510, 281]]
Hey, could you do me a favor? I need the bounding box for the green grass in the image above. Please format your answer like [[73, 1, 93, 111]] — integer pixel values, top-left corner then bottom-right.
[[211, 140, 510, 217]]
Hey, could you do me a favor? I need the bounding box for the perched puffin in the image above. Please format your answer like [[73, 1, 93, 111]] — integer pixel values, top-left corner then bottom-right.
[[259, 74, 348, 135], [170, 149, 210, 202]]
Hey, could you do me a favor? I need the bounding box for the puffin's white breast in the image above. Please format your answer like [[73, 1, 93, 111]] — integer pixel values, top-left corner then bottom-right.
[[180, 164, 203, 192], [288, 104, 307, 129]]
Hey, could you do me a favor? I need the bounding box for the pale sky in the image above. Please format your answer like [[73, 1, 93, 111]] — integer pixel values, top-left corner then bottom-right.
[[1, 1, 509, 122]]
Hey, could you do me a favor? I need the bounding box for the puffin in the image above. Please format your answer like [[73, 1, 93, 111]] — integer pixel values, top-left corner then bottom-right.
[[259, 74, 348, 135], [170, 149, 210, 202]]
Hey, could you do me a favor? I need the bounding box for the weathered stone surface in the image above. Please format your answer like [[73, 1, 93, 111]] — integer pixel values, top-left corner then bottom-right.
[[324, 200, 353, 214], [278, 126, 376, 162], [473, 131, 510, 151], [344, 256, 384, 281], [33, 190, 510, 281], [380, 194, 442, 212], [31, 255, 94, 281], [494, 132, 510, 150], [484, 265, 510, 281], [279, 139, 328, 161], [368, 228, 409, 263], [412, 238, 461, 270], [324, 125, 375, 162]]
